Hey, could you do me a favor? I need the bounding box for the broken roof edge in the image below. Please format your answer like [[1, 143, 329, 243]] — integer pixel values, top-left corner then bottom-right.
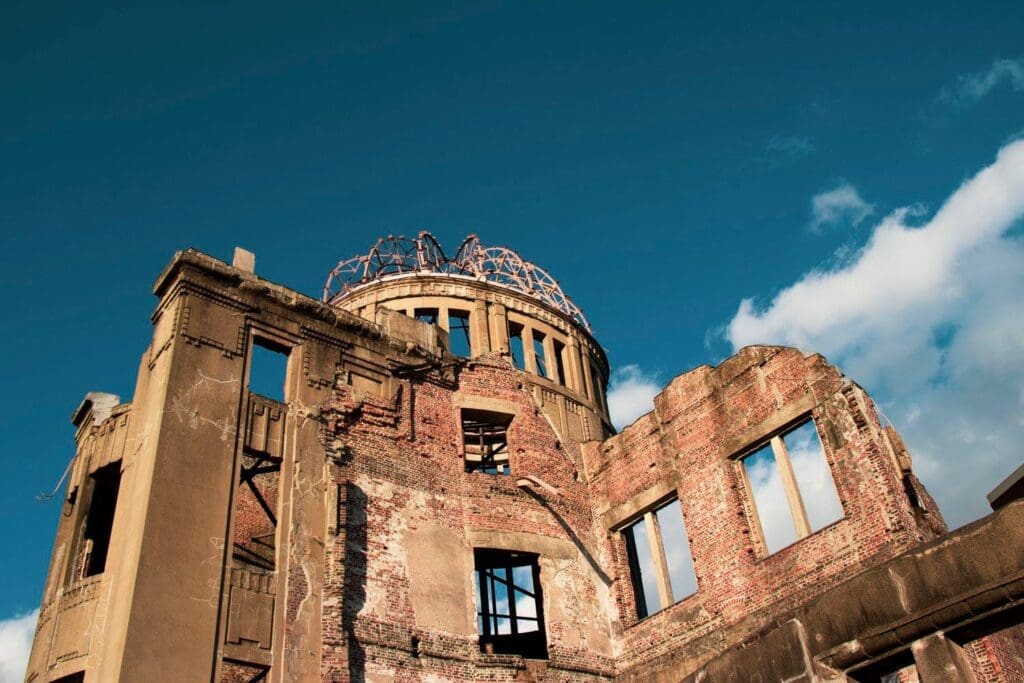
[[153, 247, 371, 331], [988, 462, 1024, 509], [152, 248, 451, 365], [71, 392, 125, 428], [604, 345, 829, 443]]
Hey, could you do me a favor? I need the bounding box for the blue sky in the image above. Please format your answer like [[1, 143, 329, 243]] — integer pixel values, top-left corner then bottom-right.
[[2, 2, 1023, 674]]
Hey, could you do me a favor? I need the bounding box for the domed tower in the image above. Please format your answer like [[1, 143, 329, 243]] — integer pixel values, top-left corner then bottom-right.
[[324, 232, 613, 438]]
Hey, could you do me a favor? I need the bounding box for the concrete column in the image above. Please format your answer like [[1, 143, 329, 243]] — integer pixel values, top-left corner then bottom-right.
[[566, 337, 584, 396], [771, 436, 812, 538], [542, 335, 559, 384], [489, 303, 509, 354], [470, 300, 490, 356], [911, 632, 977, 682], [523, 327, 538, 375], [644, 512, 673, 608]]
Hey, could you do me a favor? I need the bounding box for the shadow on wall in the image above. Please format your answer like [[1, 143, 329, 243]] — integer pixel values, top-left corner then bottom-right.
[[522, 488, 611, 586], [343, 482, 368, 683]]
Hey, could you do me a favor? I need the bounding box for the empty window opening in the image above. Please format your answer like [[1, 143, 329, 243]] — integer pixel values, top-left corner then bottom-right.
[[532, 332, 548, 378], [847, 649, 917, 683], [589, 359, 607, 410], [509, 323, 525, 370], [474, 549, 547, 659], [232, 451, 281, 571], [449, 309, 472, 357], [51, 673, 86, 683], [553, 340, 567, 386], [622, 497, 697, 619], [81, 463, 122, 578], [576, 348, 590, 399], [463, 409, 513, 475], [414, 307, 439, 326], [249, 340, 289, 403], [741, 418, 843, 555]]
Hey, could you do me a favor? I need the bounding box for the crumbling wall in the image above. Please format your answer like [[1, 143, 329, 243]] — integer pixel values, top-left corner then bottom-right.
[[589, 346, 946, 680], [323, 354, 615, 681]]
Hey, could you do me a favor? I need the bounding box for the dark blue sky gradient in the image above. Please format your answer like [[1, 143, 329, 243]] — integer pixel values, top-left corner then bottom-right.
[[2, 1, 1022, 615]]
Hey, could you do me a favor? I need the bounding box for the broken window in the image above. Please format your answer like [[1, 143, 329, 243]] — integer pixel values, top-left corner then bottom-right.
[[741, 418, 844, 554], [81, 463, 122, 578], [553, 340, 567, 386], [414, 307, 439, 326], [463, 409, 513, 475], [474, 549, 547, 659], [249, 340, 289, 403], [509, 323, 525, 370], [532, 332, 548, 379], [449, 309, 471, 357], [621, 498, 697, 619]]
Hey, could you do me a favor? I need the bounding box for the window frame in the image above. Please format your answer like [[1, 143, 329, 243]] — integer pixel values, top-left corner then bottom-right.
[[618, 496, 698, 621], [461, 408, 514, 475], [737, 416, 845, 556], [473, 549, 548, 659]]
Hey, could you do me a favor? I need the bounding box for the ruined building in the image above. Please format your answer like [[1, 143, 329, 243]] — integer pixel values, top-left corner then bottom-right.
[[26, 234, 1024, 682]]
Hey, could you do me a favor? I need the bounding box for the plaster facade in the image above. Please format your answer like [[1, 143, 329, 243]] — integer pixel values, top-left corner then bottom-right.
[[24, 239, 1024, 682]]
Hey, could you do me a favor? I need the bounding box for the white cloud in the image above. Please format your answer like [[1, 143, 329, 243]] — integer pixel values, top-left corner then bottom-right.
[[766, 135, 816, 158], [0, 609, 37, 683], [727, 139, 1024, 527], [809, 182, 875, 233], [607, 364, 661, 431], [940, 58, 1024, 106]]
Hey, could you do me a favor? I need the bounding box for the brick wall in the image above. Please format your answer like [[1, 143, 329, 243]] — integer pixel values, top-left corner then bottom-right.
[[585, 346, 946, 678], [314, 343, 955, 681]]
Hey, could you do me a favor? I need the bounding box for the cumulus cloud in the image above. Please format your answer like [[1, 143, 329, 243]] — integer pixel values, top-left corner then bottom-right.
[[808, 182, 874, 233], [940, 58, 1024, 106], [0, 609, 37, 683], [766, 135, 816, 158], [607, 364, 661, 430], [727, 139, 1024, 527]]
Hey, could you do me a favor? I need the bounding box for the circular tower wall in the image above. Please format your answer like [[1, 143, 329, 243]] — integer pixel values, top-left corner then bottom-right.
[[324, 233, 612, 435]]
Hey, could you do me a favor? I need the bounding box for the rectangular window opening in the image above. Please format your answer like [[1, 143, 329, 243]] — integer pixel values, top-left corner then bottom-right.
[[509, 323, 525, 370], [589, 359, 606, 410], [621, 497, 698, 620], [741, 418, 843, 555], [249, 339, 289, 403], [553, 340, 567, 386], [52, 673, 86, 683], [449, 309, 472, 357], [82, 463, 122, 578], [474, 549, 547, 659], [784, 420, 843, 531], [414, 307, 439, 326], [847, 649, 916, 683], [532, 332, 548, 379], [463, 409, 513, 475]]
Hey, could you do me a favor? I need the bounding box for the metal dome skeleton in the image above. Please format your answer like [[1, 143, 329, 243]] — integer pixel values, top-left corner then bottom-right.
[[324, 232, 592, 331]]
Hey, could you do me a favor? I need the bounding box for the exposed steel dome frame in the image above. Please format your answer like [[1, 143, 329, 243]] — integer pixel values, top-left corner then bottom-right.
[[324, 232, 591, 331]]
